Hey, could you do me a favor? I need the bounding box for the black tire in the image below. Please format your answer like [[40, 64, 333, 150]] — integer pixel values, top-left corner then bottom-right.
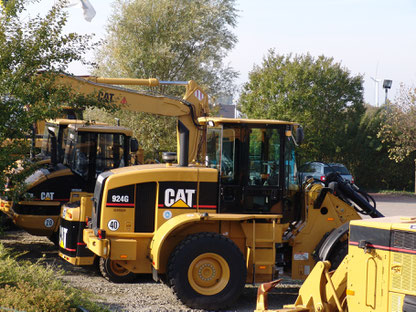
[[99, 258, 136, 283], [315, 222, 349, 270], [327, 238, 348, 270], [167, 232, 246, 310], [48, 230, 59, 246]]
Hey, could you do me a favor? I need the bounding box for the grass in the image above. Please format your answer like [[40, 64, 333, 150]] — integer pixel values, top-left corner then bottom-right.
[[0, 243, 109, 312], [377, 190, 416, 197]]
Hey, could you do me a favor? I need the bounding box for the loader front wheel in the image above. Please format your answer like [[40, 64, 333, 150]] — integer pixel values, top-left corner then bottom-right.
[[167, 232, 246, 310], [99, 258, 136, 283]]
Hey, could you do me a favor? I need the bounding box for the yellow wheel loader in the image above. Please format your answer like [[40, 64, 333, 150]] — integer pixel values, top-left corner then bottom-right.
[[256, 216, 416, 312], [77, 113, 383, 309]]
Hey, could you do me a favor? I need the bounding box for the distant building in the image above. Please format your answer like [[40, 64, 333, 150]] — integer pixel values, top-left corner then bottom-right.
[[217, 95, 240, 118]]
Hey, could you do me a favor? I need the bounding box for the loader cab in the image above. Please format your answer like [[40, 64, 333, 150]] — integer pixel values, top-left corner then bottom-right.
[[63, 124, 136, 186], [203, 118, 300, 219]]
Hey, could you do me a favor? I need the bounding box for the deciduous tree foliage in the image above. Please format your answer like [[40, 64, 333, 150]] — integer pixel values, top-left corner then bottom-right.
[[378, 85, 416, 162], [239, 50, 365, 162], [377, 85, 416, 191], [349, 107, 414, 191], [89, 0, 238, 159], [0, 0, 111, 192]]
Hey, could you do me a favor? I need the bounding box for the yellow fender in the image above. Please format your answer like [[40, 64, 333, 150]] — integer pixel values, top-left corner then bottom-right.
[[150, 212, 203, 270], [150, 212, 281, 271]]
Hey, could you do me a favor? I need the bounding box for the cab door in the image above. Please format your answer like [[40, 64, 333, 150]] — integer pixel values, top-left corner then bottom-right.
[[242, 127, 284, 213], [207, 124, 286, 214]]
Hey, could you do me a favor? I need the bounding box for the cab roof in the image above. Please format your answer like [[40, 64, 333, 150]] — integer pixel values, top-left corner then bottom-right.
[[46, 119, 88, 126], [68, 124, 133, 136], [198, 117, 300, 127]]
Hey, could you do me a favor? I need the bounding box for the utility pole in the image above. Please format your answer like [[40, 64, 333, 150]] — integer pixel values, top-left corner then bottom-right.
[[383, 79, 392, 104]]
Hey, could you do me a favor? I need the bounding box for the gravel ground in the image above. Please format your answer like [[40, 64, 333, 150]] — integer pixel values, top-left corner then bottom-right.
[[1, 193, 414, 311], [0, 230, 299, 312]]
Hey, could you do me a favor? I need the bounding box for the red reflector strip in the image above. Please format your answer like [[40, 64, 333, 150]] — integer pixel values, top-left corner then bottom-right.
[[350, 241, 416, 255], [33, 199, 69, 201], [64, 247, 76, 252], [77, 242, 86, 246], [193, 205, 217, 209], [106, 203, 134, 207]]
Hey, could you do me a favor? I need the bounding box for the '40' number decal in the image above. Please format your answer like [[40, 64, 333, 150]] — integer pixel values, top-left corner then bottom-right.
[[108, 219, 120, 231]]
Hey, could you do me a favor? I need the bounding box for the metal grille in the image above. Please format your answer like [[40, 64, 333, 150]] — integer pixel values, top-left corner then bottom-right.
[[391, 230, 416, 250], [391, 252, 416, 292], [390, 293, 402, 312]]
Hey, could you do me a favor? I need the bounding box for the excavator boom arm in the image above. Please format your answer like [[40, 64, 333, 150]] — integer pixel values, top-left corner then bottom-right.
[[54, 73, 209, 163]]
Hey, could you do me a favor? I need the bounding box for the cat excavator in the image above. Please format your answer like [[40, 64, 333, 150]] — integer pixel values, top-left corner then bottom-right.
[[1, 73, 208, 243]]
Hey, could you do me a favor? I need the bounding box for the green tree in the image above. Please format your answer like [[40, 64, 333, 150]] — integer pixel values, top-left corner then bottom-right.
[[238, 50, 365, 162], [347, 107, 414, 191], [88, 0, 238, 159], [378, 85, 416, 191], [0, 0, 111, 192]]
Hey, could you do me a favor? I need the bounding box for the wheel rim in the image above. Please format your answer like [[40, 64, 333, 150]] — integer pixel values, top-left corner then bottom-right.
[[187, 252, 230, 295], [109, 260, 130, 277]]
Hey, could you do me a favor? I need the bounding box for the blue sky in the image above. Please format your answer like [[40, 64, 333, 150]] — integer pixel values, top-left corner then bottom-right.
[[30, 0, 416, 106]]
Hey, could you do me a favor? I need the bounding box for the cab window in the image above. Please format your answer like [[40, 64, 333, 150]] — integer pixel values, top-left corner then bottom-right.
[[248, 128, 280, 186]]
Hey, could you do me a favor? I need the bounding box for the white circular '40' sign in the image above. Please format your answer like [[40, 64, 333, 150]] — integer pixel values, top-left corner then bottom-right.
[[108, 219, 120, 231]]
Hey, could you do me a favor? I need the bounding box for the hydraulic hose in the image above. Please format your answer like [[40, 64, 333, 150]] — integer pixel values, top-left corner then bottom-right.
[[326, 172, 383, 218]]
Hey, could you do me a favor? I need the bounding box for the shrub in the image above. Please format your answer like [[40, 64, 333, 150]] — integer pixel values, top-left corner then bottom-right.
[[0, 243, 108, 312]]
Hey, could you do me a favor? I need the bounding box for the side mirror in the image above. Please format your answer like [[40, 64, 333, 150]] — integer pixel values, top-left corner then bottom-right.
[[130, 138, 139, 153], [296, 127, 304, 145]]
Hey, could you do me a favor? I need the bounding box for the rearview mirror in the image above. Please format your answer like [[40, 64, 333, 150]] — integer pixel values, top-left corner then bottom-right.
[[296, 127, 304, 145], [130, 138, 139, 153]]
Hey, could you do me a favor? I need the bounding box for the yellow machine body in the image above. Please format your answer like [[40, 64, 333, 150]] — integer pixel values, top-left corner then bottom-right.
[[289, 182, 361, 280], [82, 161, 288, 282], [259, 216, 416, 312], [59, 193, 95, 265]]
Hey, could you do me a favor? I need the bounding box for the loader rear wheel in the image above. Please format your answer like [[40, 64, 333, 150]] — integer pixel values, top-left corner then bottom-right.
[[167, 232, 246, 310], [99, 258, 136, 283]]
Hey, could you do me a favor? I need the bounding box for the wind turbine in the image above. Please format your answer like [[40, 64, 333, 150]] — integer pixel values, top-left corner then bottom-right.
[[370, 63, 382, 107], [370, 76, 381, 107]]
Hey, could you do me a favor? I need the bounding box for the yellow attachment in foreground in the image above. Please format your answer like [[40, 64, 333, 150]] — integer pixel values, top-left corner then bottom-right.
[[188, 252, 230, 296]]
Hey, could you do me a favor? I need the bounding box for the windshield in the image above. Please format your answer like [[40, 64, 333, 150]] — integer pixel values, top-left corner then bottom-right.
[[285, 137, 299, 191], [64, 130, 126, 178], [324, 165, 350, 175]]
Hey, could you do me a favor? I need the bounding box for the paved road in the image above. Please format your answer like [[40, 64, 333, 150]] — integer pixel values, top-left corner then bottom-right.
[[370, 193, 416, 217]]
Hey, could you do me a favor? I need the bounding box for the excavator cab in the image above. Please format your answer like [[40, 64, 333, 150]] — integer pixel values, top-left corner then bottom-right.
[[203, 118, 301, 220]]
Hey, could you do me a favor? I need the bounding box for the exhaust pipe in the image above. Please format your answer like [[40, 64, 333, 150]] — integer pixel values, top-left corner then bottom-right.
[[178, 121, 189, 167], [47, 128, 58, 167]]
